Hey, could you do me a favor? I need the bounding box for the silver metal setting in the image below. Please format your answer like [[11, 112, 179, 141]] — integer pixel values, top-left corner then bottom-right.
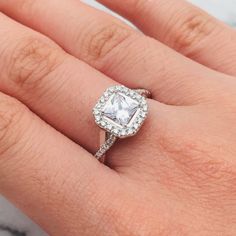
[[94, 133, 117, 160], [93, 85, 150, 161]]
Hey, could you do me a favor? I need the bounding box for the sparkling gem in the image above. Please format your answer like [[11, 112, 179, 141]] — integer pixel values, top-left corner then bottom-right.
[[113, 128, 119, 135], [143, 105, 148, 112], [96, 103, 102, 109], [137, 117, 143, 124], [128, 128, 134, 134], [104, 92, 109, 97], [121, 130, 127, 136], [95, 115, 101, 121], [141, 98, 146, 105], [94, 85, 149, 138], [140, 111, 147, 118], [100, 97, 105, 103], [101, 121, 106, 126], [94, 109, 100, 115], [106, 124, 113, 130], [110, 87, 115, 92], [103, 93, 139, 126]]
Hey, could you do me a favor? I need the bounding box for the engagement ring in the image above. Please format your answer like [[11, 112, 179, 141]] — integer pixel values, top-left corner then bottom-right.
[[93, 85, 151, 161]]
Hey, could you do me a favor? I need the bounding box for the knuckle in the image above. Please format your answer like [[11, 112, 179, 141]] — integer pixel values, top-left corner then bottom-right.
[[80, 22, 132, 63], [172, 11, 216, 55], [0, 95, 26, 156], [9, 37, 63, 90]]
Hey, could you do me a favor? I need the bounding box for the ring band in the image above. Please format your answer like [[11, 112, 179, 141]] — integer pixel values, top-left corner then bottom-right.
[[93, 85, 151, 161]]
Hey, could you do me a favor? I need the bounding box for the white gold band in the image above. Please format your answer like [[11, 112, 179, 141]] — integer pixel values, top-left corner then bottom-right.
[[95, 133, 117, 160]]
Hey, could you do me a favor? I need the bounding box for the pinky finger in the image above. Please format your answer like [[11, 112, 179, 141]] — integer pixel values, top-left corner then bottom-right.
[[0, 92, 119, 236]]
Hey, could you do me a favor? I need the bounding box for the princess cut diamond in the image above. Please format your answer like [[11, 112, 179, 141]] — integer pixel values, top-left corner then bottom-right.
[[93, 85, 148, 138], [103, 93, 139, 126]]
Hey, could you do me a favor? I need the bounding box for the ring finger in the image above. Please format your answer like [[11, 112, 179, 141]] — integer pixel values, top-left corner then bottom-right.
[[0, 12, 174, 161]]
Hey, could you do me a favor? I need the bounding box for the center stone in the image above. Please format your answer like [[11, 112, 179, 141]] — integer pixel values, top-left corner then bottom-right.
[[103, 93, 139, 126]]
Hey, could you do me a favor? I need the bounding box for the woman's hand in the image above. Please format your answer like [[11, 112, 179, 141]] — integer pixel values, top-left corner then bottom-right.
[[0, 0, 236, 235]]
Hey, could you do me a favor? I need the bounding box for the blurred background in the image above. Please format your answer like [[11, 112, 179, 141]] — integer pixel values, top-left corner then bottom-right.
[[0, 0, 236, 235], [84, 0, 236, 27]]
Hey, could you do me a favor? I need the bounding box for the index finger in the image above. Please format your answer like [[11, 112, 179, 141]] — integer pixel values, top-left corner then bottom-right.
[[97, 0, 236, 77]]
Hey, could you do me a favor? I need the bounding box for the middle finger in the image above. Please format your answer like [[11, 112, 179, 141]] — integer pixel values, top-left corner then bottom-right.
[[0, 0, 224, 105]]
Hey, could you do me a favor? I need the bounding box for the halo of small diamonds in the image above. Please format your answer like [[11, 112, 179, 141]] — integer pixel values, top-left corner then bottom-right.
[[93, 85, 149, 138]]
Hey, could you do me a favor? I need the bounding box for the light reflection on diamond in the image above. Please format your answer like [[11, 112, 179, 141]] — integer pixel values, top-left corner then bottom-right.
[[103, 93, 139, 126], [93, 85, 148, 138]]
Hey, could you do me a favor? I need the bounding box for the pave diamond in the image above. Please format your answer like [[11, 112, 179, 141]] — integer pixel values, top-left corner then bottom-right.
[[103, 93, 139, 126], [93, 85, 148, 138]]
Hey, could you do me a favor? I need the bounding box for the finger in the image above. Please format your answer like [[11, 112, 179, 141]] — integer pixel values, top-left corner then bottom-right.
[[97, 0, 236, 77], [0, 92, 119, 236], [0, 13, 118, 153], [0, 0, 224, 105]]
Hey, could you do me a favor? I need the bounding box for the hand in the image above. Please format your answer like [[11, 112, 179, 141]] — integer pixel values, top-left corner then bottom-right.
[[0, 0, 236, 235]]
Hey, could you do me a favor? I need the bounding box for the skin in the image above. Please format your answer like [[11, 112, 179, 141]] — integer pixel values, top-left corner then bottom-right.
[[0, 0, 236, 235]]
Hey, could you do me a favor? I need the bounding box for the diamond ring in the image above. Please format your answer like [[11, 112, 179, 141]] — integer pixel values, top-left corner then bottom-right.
[[93, 85, 151, 161]]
